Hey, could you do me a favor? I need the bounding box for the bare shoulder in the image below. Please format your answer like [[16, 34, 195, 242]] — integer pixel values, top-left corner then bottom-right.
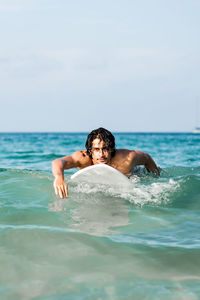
[[115, 149, 133, 157], [115, 149, 143, 158], [114, 149, 146, 165], [111, 149, 137, 172], [113, 149, 136, 165], [112, 149, 159, 174], [71, 150, 92, 168], [54, 150, 92, 170]]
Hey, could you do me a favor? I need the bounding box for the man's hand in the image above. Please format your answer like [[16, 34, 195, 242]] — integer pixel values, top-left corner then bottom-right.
[[144, 154, 160, 176], [53, 176, 68, 198], [146, 164, 160, 176]]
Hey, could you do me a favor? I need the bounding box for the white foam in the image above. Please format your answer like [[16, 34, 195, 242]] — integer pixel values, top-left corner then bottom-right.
[[120, 178, 179, 206], [70, 177, 180, 207]]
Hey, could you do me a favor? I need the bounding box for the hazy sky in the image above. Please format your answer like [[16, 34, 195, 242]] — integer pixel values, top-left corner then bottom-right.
[[0, 0, 200, 132]]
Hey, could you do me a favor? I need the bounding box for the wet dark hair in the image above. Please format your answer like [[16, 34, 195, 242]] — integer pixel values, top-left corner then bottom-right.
[[85, 127, 116, 158]]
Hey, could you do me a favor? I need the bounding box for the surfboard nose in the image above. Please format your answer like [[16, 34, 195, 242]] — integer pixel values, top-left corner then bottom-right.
[[71, 164, 133, 188]]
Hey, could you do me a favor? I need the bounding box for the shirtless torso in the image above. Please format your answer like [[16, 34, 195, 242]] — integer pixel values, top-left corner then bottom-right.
[[52, 137, 159, 198], [69, 149, 148, 177]]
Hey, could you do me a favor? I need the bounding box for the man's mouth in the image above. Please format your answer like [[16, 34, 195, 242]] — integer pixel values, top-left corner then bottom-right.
[[98, 158, 106, 163]]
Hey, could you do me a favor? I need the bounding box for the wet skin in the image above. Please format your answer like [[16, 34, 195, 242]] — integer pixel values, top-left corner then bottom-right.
[[52, 138, 160, 198]]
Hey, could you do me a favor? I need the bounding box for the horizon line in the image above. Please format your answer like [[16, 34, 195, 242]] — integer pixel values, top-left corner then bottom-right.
[[0, 131, 196, 134]]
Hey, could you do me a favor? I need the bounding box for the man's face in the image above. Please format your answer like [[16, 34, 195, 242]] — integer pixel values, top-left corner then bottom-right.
[[91, 138, 111, 165]]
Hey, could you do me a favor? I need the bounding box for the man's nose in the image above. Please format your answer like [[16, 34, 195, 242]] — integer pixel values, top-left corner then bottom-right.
[[99, 149, 104, 155]]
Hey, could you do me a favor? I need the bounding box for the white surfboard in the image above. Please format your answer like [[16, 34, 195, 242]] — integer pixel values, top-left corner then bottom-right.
[[71, 164, 132, 187]]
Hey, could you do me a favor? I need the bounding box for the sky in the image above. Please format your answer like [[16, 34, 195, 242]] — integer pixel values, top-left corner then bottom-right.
[[0, 0, 200, 132]]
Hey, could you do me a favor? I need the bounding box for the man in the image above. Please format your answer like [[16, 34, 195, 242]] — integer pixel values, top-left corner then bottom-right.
[[52, 127, 160, 198]]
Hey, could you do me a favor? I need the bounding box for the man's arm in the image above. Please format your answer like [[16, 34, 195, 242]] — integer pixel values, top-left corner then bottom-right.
[[132, 150, 160, 176], [52, 152, 81, 198]]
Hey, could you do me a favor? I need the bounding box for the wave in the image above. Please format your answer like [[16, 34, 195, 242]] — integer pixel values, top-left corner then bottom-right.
[[67, 166, 199, 207], [163, 166, 200, 177], [1, 166, 200, 241], [0, 167, 51, 177], [0, 166, 199, 208], [108, 232, 200, 249], [0, 224, 74, 233], [1, 153, 65, 160]]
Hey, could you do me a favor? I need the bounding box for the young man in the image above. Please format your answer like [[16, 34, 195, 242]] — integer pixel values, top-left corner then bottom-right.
[[52, 127, 160, 198]]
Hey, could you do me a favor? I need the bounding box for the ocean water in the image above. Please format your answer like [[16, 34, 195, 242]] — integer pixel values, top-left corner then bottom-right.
[[0, 132, 200, 300]]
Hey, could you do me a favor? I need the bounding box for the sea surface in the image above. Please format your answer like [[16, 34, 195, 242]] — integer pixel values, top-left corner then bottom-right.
[[0, 132, 200, 300]]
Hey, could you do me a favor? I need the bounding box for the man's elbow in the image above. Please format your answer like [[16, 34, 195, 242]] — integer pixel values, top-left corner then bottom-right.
[[52, 158, 57, 167], [52, 158, 62, 169]]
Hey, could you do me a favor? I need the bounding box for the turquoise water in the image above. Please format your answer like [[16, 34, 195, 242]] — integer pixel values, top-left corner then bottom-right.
[[0, 132, 200, 300]]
